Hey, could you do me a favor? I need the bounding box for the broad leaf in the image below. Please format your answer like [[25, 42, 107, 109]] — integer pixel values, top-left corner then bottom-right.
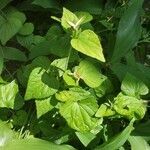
[[71, 30, 105, 62], [0, 80, 24, 110], [61, 8, 78, 30], [128, 136, 150, 150], [0, 17, 22, 45], [94, 76, 113, 98], [17, 34, 45, 50], [25, 67, 59, 100], [111, 0, 144, 63], [63, 70, 77, 86], [56, 87, 92, 102], [57, 88, 99, 132], [95, 104, 115, 118], [35, 97, 54, 118], [32, 56, 51, 70], [1, 46, 27, 61], [51, 58, 68, 77], [74, 60, 104, 88], [64, 0, 103, 15], [6, 9, 26, 24], [19, 23, 34, 35], [75, 12, 93, 24], [121, 73, 149, 98], [32, 0, 60, 9], [12, 110, 28, 126], [114, 93, 146, 120], [29, 35, 73, 59], [94, 121, 134, 150], [75, 132, 96, 147]]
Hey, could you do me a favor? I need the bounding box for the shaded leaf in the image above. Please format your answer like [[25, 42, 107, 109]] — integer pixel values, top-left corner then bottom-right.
[[64, 0, 103, 15], [1, 46, 27, 61], [0, 17, 22, 45], [0, 0, 12, 10], [32, 0, 60, 9], [94, 121, 134, 150], [111, 0, 144, 63], [19, 23, 34, 35]]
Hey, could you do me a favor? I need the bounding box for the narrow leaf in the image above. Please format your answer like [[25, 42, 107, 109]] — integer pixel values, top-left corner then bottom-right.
[[111, 0, 144, 63], [128, 136, 150, 150], [94, 121, 134, 150]]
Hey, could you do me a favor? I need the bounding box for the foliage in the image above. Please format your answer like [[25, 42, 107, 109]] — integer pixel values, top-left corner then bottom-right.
[[0, 0, 150, 149]]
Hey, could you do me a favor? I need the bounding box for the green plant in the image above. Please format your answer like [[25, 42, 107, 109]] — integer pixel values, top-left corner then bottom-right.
[[0, 0, 150, 149]]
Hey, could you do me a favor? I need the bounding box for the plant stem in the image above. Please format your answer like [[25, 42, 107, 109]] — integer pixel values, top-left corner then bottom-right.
[[65, 46, 72, 71]]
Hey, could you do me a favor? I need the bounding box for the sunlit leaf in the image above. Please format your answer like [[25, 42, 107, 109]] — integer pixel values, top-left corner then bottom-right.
[[71, 30, 105, 62]]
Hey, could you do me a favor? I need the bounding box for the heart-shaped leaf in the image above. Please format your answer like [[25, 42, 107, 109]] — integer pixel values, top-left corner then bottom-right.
[[71, 30, 105, 62]]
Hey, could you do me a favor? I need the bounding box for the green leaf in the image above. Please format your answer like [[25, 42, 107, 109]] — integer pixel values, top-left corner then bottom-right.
[[56, 87, 92, 102], [32, 0, 60, 9], [25, 67, 59, 100], [75, 132, 96, 147], [0, 0, 12, 10], [94, 121, 134, 150], [64, 0, 103, 15], [51, 57, 68, 77], [3, 138, 76, 150], [1, 46, 27, 61], [0, 17, 22, 45], [63, 70, 77, 86], [19, 23, 34, 35], [114, 93, 146, 120], [133, 120, 150, 139], [12, 110, 28, 126], [71, 30, 105, 62], [46, 25, 63, 40], [74, 60, 104, 88], [17, 34, 45, 50], [128, 136, 150, 150], [61, 8, 79, 30], [121, 73, 149, 98], [0, 48, 3, 74], [75, 12, 93, 24], [95, 104, 115, 118], [6, 9, 26, 24], [111, 0, 144, 63], [94, 76, 113, 98], [0, 80, 24, 110], [32, 56, 51, 70], [0, 121, 16, 147], [57, 88, 99, 132], [29, 34, 72, 59], [35, 97, 54, 118]]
